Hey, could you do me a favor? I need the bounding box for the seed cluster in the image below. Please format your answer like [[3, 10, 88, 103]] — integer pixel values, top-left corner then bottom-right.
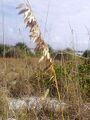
[[17, 3, 52, 65]]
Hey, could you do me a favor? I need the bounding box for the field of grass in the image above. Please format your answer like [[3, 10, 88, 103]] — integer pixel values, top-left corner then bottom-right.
[[0, 2, 90, 120], [0, 57, 89, 120]]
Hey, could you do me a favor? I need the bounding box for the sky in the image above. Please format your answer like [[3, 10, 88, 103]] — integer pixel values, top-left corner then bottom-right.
[[0, 0, 90, 51]]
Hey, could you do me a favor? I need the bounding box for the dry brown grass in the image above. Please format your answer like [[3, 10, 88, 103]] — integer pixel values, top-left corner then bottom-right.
[[0, 58, 89, 120]]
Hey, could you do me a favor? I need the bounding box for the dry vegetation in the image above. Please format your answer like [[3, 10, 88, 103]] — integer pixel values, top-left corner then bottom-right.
[[0, 2, 90, 120], [0, 57, 90, 120]]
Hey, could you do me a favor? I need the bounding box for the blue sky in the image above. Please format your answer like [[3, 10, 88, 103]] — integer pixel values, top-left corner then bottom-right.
[[0, 0, 90, 50]]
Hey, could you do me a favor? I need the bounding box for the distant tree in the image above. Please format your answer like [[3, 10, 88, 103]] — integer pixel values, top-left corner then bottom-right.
[[0, 44, 10, 57], [5, 47, 24, 58], [15, 42, 34, 57], [15, 42, 28, 50], [0, 42, 34, 58], [83, 50, 90, 58]]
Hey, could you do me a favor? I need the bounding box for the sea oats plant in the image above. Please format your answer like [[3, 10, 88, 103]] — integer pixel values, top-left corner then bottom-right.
[[17, 3, 60, 100]]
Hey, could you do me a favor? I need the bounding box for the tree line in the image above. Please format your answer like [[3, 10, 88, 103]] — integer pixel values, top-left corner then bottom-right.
[[0, 42, 90, 58]]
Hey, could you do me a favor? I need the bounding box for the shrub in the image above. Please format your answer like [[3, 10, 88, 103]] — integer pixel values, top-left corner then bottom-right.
[[83, 50, 90, 58], [15, 42, 34, 57], [4, 42, 34, 58], [0, 44, 10, 57], [78, 59, 90, 99], [5, 48, 25, 58]]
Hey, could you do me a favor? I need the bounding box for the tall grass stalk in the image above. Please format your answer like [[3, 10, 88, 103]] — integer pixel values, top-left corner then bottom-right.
[[17, 3, 60, 100]]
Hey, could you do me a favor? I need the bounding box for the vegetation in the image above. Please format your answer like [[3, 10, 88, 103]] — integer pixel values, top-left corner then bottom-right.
[[83, 50, 90, 58], [0, 56, 89, 119], [78, 59, 90, 99], [0, 44, 89, 120], [0, 2, 89, 120], [0, 42, 34, 58], [0, 44, 10, 57], [54, 48, 75, 60], [0, 42, 90, 119]]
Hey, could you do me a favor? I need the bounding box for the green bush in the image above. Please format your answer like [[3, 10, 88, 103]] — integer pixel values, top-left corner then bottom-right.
[[15, 42, 34, 57], [0, 42, 34, 58], [78, 59, 90, 98], [5, 48, 24, 58], [54, 60, 90, 100], [83, 50, 90, 58], [0, 44, 10, 57]]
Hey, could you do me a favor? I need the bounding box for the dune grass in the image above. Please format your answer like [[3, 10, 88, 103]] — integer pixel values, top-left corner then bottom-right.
[[0, 57, 89, 119]]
